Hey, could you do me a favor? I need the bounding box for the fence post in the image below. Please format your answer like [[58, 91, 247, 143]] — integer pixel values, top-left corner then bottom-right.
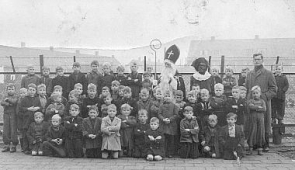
[[39, 55, 44, 75], [9, 56, 16, 73], [220, 55, 225, 78], [144, 56, 146, 71], [73, 56, 76, 62], [276, 56, 280, 64], [208, 56, 211, 72]]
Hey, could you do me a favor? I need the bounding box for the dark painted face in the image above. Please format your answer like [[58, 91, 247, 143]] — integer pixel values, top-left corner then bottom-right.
[[198, 63, 207, 74]]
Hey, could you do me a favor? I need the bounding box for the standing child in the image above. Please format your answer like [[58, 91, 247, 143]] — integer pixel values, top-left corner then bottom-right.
[[150, 87, 163, 118], [82, 83, 99, 118], [74, 83, 85, 104], [51, 66, 68, 98], [64, 90, 81, 117], [21, 65, 40, 89], [272, 65, 289, 124], [98, 86, 111, 112], [226, 86, 246, 126], [179, 106, 200, 159], [64, 104, 84, 158], [220, 112, 245, 161], [26, 112, 49, 156], [133, 109, 149, 158], [37, 84, 47, 113], [1, 83, 18, 152], [137, 88, 152, 120], [175, 90, 186, 111], [196, 89, 212, 129], [45, 93, 65, 121], [126, 61, 142, 99], [222, 66, 237, 97], [117, 86, 138, 116], [86, 60, 103, 93], [191, 83, 201, 103], [115, 65, 127, 86], [67, 62, 87, 95], [111, 80, 120, 101], [118, 104, 137, 157], [210, 67, 222, 94], [247, 86, 266, 155], [101, 95, 113, 118], [19, 83, 41, 154], [145, 117, 165, 161], [16, 88, 27, 152], [209, 83, 227, 127], [182, 91, 198, 119], [238, 67, 249, 87], [43, 114, 66, 158], [142, 72, 153, 93], [39, 66, 52, 97], [82, 106, 102, 158], [101, 62, 115, 91], [101, 104, 121, 159], [158, 90, 179, 158], [47, 85, 67, 108], [200, 115, 222, 158]]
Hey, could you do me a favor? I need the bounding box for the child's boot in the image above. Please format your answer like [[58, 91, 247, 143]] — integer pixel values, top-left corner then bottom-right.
[[247, 147, 253, 155], [38, 150, 43, 156], [32, 150, 37, 156], [10, 145, 16, 153], [2, 145, 10, 152], [147, 154, 153, 161], [258, 148, 263, 155]]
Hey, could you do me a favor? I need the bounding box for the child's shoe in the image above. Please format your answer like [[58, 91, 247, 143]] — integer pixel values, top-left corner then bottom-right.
[[258, 148, 263, 155], [212, 153, 216, 158], [10, 146, 16, 153], [147, 155, 153, 161], [24, 150, 31, 155], [38, 151, 43, 155], [247, 148, 253, 155], [2, 146, 10, 152], [154, 155, 162, 161], [32, 151, 37, 156]]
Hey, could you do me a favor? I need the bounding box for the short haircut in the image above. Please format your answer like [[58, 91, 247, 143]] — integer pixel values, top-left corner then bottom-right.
[[88, 105, 98, 113], [184, 106, 193, 112], [140, 88, 149, 94], [107, 104, 117, 111], [138, 109, 148, 116], [19, 88, 27, 93], [175, 90, 183, 97], [121, 103, 133, 111], [117, 65, 125, 72], [74, 83, 82, 89], [163, 90, 171, 96], [200, 88, 209, 95], [34, 112, 43, 118], [6, 83, 15, 89], [50, 93, 61, 101], [253, 53, 263, 59], [225, 66, 233, 73], [241, 67, 250, 72], [214, 83, 224, 90], [73, 62, 81, 67], [42, 66, 50, 71], [102, 62, 111, 68], [102, 86, 110, 91], [52, 114, 61, 121], [239, 86, 247, 92], [90, 60, 99, 66], [208, 114, 218, 122], [150, 117, 159, 124], [112, 80, 120, 86], [37, 84, 46, 90], [143, 71, 151, 77], [27, 65, 34, 70], [191, 83, 200, 88], [69, 90, 80, 98], [87, 83, 97, 91], [227, 112, 237, 120], [118, 85, 125, 91], [251, 85, 261, 92], [54, 85, 62, 91], [130, 61, 138, 67], [232, 86, 240, 91], [211, 66, 219, 72], [55, 66, 63, 72], [154, 87, 162, 94], [123, 86, 131, 93], [70, 104, 80, 110], [187, 90, 196, 97], [28, 83, 37, 89]]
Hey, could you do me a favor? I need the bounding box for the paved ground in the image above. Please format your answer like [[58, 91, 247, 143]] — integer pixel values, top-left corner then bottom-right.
[[0, 150, 294, 170]]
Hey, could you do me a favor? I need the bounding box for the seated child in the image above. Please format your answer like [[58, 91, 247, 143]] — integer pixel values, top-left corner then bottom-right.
[[82, 106, 102, 158], [133, 109, 150, 158], [158, 90, 179, 158], [118, 104, 137, 157], [64, 104, 84, 158], [222, 66, 237, 97], [200, 114, 222, 158], [179, 106, 200, 159], [82, 83, 99, 118], [150, 87, 163, 118], [45, 93, 65, 121], [26, 112, 49, 156], [37, 84, 47, 113], [43, 114, 66, 157], [209, 83, 227, 126], [220, 112, 245, 160], [145, 117, 165, 161], [101, 104, 121, 159], [1, 83, 18, 152], [111, 80, 120, 101], [226, 86, 245, 126], [137, 88, 152, 119]]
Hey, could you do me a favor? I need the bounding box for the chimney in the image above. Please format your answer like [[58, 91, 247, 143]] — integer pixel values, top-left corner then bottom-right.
[[211, 36, 215, 41], [21, 42, 26, 48], [76, 50, 80, 54], [49, 46, 54, 51], [95, 51, 99, 56], [255, 35, 259, 39]]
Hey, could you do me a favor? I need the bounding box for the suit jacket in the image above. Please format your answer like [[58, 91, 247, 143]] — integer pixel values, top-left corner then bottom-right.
[[39, 75, 53, 95], [67, 71, 87, 95], [180, 117, 199, 143], [82, 117, 102, 149], [200, 125, 222, 158], [274, 74, 289, 100]]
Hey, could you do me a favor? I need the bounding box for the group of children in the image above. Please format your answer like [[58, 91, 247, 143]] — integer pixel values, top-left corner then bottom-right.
[[0, 61, 278, 161]]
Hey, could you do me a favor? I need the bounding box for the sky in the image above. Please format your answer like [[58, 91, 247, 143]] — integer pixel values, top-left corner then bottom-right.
[[1, 0, 295, 50]]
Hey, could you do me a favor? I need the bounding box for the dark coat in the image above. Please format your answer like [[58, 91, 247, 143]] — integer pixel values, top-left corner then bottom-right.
[[45, 125, 66, 144], [126, 72, 142, 98], [39, 75, 53, 96], [226, 97, 246, 125], [1, 95, 18, 115], [116, 97, 138, 116], [115, 74, 128, 86], [274, 74, 289, 100], [195, 101, 212, 128], [101, 73, 115, 90], [19, 96, 42, 129], [158, 102, 179, 135], [199, 125, 222, 158], [150, 99, 162, 118], [82, 117, 102, 149], [86, 71, 103, 93], [190, 75, 214, 95], [64, 116, 83, 140], [180, 117, 199, 143], [137, 98, 153, 119], [175, 75, 186, 98], [81, 96, 99, 118], [238, 76, 246, 87], [211, 76, 222, 92], [67, 71, 87, 95], [45, 103, 65, 121], [133, 122, 149, 147], [117, 115, 136, 149], [222, 76, 237, 96], [51, 75, 68, 98], [145, 128, 165, 157], [26, 121, 49, 144], [21, 74, 40, 88]]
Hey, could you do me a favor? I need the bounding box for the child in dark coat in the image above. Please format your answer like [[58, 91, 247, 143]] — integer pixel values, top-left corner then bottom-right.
[[145, 117, 165, 161], [115, 65, 127, 86], [133, 109, 149, 158], [158, 90, 179, 158], [64, 104, 84, 158], [67, 62, 87, 95], [26, 112, 49, 156], [222, 66, 237, 97], [37, 84, 48, 113], [45, 93, 65, 122], [82, 83, 100, 118], [118, 104, 137, 157], [226, 86, 246, 126], [209, 83, 227, 127], [21, 65, 40, 89], [196, 89, 212, 129], [179, 106, 200, 159], [137, 88, 153, 120], [150, 87, 163, 118], [86, 60, 103, 94], [39, 66, 52, 97], [82, 106, 102, 158], [238, 67, 249, 87], [43, 114, 66, 157], [126, 61, 142, 99], [16, 88, 27, 152], [51, 66, 68, 98], [101, 62, 115, 91], [1, 83, 19, 152]]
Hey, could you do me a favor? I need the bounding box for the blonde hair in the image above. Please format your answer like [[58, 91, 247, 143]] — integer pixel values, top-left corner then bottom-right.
[[251, 85, 261, 92], [214, 83, 224, 90]]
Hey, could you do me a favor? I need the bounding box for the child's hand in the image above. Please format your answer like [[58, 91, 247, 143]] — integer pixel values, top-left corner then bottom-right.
[[74, 123, 78, 127], [232, 105, 238, 109], [122, 120, 127, 123], [66, 121, 70, 124], [258, 106, 263, 109], [148, 135, 155, 141], [52, 139, 58, 143], [128, 77, 132, 80], [204, 146, 210, 151], [201, 141, 205, 146], [27, 107, 35, 111], [155, 136, 162, 140], [134, 79, 138, 82]]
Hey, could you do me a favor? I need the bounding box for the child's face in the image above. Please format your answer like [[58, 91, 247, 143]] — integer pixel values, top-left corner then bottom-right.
[[187, 95, 196, 103], [104, 97, 112, 105], [102, 89, 110, 97], [155, 90, 163, 100], [87, 89, 97, 98], [107, 108, 117, 117], [54, 96, 62, 103], [43, 69, 50, 76], [192, 86, 200, 94], [227, 116, 237, 126], [225, 69, 233, 77], [140, 91, 149, 101], [69, 94, 78, 102], [143, 75, 150, 81], [241, 71, 247, 77], [28, 87, 36, 97], [74, 86, 83, 95], [89, 110, 98, 119], [38, 88, 46, 97], [57, 70, 64, 76], [150, 122, 159, 130], [240, 90, 246, 99], [232, 89, 240, 99], [51, 119, 60, 127], [164, 93, 172, 103], [19, 90, 27, 98], [211, 69, 219, 77], [35, 115, 44, 124], [214, 88, 224, 97], [70, 107, 80, 117], [73, 66, 81, 72], [184, 110, 193, 119], [54, 89, 62, 96], [91, 64, 99, 72], [111, 84, 119, 92], [138, 114, 148, 123], [208, 119, 217, 128], [201, 92, 209, 102], [121, 108, 131, 116], [118, 89, 124, 97], [7, 87, 15, 95], [275, 66, 282, 75], [27, 67, 35, 75], [147, 67, 153, 73], [117, 69, 124, 75], [123, 91, 132, 98], [130, 65, 138, 72], [103, 66, 110, 74], [175, 95, 183, 102], [252, 90, 261, 99]]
